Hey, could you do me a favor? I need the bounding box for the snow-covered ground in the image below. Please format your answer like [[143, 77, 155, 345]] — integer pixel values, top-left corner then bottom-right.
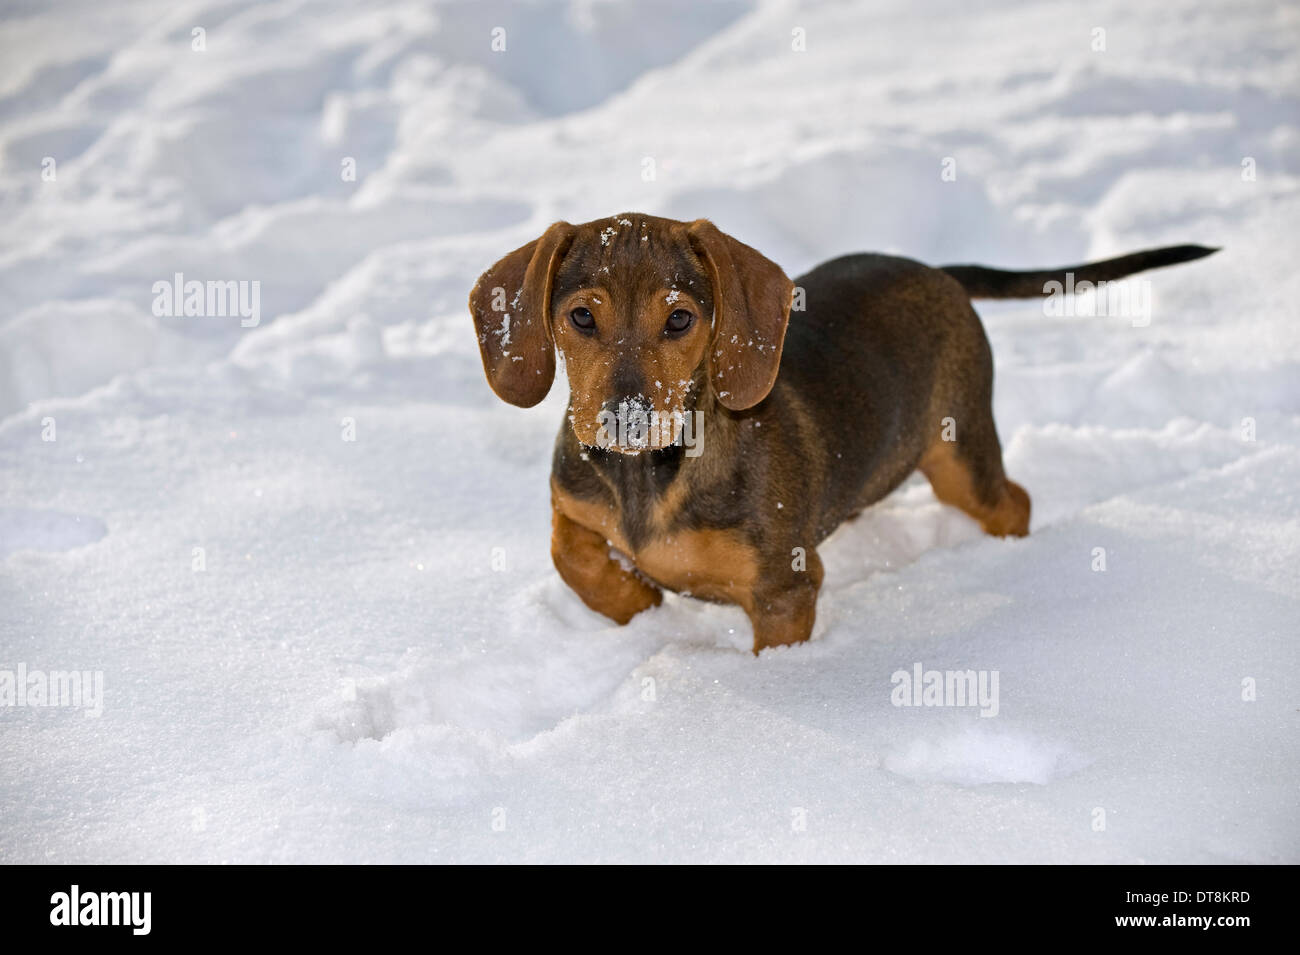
[[1, 0, 1297, 863]]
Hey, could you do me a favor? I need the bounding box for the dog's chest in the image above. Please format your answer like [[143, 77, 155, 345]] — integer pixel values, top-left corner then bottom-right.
[[554, 486, 758, 609]]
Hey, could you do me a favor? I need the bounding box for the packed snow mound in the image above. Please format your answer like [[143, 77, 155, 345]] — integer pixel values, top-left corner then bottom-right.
[[0, 507, 107, 557], [0, 0, 1297, 863], [882, 726, 1092, 787]]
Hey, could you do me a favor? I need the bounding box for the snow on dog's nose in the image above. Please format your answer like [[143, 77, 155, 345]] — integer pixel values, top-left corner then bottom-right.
[[597, 395, 653, 450]]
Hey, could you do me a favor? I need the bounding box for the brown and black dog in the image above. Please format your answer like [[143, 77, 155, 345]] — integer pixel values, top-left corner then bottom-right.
[[469, 215, 1214, 653]]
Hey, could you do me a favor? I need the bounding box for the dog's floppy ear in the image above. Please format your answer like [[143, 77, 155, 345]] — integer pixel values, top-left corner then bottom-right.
[[469, 222, 574, 407], [688, 219, 795, 411]]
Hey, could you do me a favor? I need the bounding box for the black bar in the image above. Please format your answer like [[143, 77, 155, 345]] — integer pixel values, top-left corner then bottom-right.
[[0, 865, 1284, 942]]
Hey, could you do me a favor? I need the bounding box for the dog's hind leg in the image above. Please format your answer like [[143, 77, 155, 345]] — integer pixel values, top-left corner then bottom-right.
[[918, 407, 1030, 538]]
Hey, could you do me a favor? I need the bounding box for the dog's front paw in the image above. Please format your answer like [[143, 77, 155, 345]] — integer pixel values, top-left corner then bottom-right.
[[551, 510, 663, 625], [561, 560, 662, 625]]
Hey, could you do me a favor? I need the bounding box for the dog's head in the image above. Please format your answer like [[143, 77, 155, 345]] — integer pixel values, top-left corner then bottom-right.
[[468, 214, 794, 451]]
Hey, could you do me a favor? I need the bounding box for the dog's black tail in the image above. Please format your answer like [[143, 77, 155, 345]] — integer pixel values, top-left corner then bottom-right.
[[941, 245, 1219, 299]]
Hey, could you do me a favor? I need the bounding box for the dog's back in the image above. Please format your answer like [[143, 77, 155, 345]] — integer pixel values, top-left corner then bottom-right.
[[778, 253, 988, 534]]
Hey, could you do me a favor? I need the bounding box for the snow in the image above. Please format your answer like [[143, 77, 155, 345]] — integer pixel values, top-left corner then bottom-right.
[[1, 0, 1297, 863]]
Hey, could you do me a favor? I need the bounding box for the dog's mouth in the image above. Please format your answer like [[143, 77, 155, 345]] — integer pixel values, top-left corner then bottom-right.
[[573, 398, 694, 454]]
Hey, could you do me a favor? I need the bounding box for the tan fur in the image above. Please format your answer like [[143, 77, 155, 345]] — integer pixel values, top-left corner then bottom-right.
[[551, 503, 662, 625], [919, 438, 1031, 537], [552, 284, 710, 450], [552, 482, 759, 611]]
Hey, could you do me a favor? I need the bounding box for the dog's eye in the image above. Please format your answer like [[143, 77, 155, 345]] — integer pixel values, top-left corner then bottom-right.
[[665, 309, 693, 335], [570, 307, 596, 332]]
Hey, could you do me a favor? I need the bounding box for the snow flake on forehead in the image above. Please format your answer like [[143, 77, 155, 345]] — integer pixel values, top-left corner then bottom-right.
[[600, 226, 617, 246]]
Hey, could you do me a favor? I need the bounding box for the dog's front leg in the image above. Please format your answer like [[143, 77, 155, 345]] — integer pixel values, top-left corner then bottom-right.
[[551, 508, 662, 625], [747, 549, 824, 654]]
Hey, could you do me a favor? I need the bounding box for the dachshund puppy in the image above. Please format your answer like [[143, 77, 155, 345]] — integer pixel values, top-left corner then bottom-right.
[[469, 215, 1215, 653]]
